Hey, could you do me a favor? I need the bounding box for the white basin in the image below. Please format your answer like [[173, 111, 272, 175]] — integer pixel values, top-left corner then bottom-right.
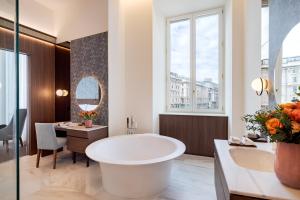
[[229, 148, 274, 172]]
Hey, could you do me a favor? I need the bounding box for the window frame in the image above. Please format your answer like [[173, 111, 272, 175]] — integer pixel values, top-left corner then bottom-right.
[[166, 8, 224, 114]]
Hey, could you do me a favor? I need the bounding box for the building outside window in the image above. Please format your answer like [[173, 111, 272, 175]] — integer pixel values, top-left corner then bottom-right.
[[167, 9, 224, 113]]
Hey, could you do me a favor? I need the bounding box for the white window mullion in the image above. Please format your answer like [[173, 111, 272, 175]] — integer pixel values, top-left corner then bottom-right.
[[191, 15, 196, 112], [218, 9, 224, 113]]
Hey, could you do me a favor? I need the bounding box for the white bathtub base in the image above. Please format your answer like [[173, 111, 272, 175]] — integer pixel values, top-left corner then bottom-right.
[[86, 134, 185, 199], [101, 161, 172, 198]]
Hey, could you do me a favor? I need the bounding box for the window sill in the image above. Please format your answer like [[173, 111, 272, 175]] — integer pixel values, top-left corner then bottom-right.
[[160, 112, 228, 117]]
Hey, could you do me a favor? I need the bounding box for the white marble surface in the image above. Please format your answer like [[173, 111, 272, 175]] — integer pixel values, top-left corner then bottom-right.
[[215, 140, 300, 200], [0, 152, 216, 200], [56, 123, 107, 132]]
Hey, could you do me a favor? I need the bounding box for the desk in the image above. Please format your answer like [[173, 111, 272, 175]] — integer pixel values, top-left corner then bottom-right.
[[55, 124, 108, 167]]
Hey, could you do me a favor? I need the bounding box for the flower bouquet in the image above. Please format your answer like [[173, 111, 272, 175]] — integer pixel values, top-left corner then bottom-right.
[[79, 111, 97, 128], [242, 102, 300, 189]]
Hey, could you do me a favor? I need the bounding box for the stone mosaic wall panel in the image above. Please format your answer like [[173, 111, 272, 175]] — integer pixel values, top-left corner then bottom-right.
[[70, 32, 108, 125]]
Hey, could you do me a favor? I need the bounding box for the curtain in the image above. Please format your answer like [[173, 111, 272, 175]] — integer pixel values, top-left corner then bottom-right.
[[0, 49, 28, 139], [19, 54, 28, 140]]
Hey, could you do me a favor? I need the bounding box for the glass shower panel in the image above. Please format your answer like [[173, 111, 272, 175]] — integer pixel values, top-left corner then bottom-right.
[[0, 0, 19, 199]]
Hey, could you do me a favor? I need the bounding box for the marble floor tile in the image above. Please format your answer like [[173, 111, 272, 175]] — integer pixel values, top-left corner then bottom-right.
[[0, 151, 216, 200], [0, 140, 27, 163]]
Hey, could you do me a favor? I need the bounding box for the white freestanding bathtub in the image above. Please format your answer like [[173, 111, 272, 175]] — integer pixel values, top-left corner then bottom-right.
[[85, 133, 186, 198]]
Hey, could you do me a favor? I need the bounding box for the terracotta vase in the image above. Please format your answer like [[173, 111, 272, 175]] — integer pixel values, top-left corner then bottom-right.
[[274, 142, 300, 189], [85, 120, 93, 128]]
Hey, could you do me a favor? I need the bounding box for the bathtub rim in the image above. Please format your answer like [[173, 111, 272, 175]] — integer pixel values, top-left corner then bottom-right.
[[85, 133, 186, 166]]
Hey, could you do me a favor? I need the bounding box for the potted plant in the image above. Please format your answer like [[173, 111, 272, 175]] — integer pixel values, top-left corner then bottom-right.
[[79, 111, 97, 128], [243, 102, 300, 189]]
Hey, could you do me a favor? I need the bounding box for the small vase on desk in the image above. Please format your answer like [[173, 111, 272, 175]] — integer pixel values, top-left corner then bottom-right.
[[85, 120, 93, 128]]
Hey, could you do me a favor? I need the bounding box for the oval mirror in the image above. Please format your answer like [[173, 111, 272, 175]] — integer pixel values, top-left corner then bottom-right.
[[76, 76, 101, 111], [274, 22, 300, 103]]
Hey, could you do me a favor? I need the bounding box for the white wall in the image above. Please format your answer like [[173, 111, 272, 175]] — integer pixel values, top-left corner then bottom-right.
[[0, 0, 56, 36], [244, 0, 262, 114], [108, 0, 126, 136], [155, 0, 225, 17], [108, 0, 153, 136], [225, 0, 262, 137], [55, 0, 108, 42], [153, 2, 167, 133], [0, 0, 108, 42], [224, 0, 233, 137], [231, 0, 245, 137], [225, 0, 245, 137], [124, 0, 153, 134]]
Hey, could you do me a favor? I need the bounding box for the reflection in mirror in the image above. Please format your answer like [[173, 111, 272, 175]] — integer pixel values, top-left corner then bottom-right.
[[274, 23, 300, 103], [76, 76, 101, 111]]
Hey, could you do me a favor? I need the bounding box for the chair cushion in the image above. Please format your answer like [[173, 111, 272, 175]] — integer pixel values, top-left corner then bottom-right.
[[56, 137, 67, 149], [0, 124, 7, 129]]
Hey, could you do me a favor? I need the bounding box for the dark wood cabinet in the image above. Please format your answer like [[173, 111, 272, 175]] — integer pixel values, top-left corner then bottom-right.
[[159, 114, 228, 157], [66, 127, 108, 154]]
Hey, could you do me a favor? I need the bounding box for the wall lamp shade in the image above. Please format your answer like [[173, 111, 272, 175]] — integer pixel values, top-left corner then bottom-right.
[[251, 78, 269, 96], [56, 89, 68, 97]]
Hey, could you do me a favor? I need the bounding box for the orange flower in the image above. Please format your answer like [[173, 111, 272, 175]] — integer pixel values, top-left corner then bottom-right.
[[292, 121, 300, 134], [291, 109, 300, 123], [265, 118, 283, 135], [296, 102, 300, 109], [280, 102, 296, 109], [283, 107, 293, 117]]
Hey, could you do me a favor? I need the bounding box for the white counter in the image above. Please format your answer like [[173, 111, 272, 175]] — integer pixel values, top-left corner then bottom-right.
[[214, 140, 300, 200], [55, 123, 107, 132]]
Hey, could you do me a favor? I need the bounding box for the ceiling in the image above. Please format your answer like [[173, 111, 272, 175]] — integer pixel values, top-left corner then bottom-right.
[[154, 0, 226, 17], [33, 0, 82, 11]]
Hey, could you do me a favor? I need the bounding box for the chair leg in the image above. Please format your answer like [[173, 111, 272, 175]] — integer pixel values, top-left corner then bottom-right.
[[5, 140, 9, 153], [36, 149, 41, 168], [72, 152, 76, 164], [19, 137, 24, 147], [53, 150, 57, 169], [86, 155, 89, 167]]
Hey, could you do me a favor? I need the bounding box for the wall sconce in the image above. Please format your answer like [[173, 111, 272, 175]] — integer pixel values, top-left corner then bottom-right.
[[251, 78, 269, 96], [56, 89, 69, 97]]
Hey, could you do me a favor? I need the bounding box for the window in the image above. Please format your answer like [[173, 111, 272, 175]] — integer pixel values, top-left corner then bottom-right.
[[167, 9, 224, 113], [0, 50, 28, 138], [293, 86, 298, 93], [261, 6, 269, 108]]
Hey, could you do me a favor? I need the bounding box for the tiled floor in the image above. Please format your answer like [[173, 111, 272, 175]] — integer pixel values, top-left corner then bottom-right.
[[0, 151, 216, 200]]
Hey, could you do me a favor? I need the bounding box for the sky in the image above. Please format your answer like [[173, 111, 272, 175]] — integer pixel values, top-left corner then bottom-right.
[[170, 14, 219, 83], [171, 7, 300, 84]]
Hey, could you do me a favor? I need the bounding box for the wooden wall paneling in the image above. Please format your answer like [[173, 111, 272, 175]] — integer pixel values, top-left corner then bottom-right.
[[192, 116, 228, 156], [159, 115, 194, 153], [0, 28, 56, 155], [55, 46, 70, 122], [159, 114, 228, 157], [0, 28, 13, 49], [23, 37, 56, 155]]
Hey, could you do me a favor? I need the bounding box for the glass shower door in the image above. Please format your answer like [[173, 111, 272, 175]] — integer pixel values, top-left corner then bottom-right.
[[0, 0, 20, 199]]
